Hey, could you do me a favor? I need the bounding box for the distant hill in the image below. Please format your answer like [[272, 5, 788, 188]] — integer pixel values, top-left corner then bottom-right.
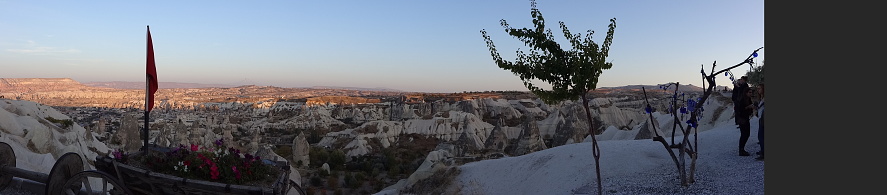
[[83, 81, 239, 89], [309, 86, 405, 92], [599, 83, 731, 92], [82, 81, 405, 92]]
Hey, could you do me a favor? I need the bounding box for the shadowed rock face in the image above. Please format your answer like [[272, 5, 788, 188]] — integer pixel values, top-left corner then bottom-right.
[[511, 112, 548, 156], [303, 90, 718, 160]]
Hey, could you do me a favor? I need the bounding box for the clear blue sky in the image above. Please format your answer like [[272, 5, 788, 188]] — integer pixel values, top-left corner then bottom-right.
[[1, 0, 763, 93]]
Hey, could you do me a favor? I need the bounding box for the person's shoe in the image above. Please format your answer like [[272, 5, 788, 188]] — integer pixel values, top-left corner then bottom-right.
[[755, 155, 764, 161], [739, 150, 750, 156]]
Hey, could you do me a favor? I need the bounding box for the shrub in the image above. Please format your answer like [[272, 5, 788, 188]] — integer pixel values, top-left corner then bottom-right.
[[310, 147, 329, 167], [329, 149, 347, 171], [274, 145, 293, 159], [310, 176, 323, 187], [305, 187, 315, 195], [327, 175, 339, 189], [44, 116, 74, 128]]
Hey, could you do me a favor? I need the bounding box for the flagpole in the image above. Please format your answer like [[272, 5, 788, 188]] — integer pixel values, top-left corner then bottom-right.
[[144, 25, 151, 152], [145, 72, 150, 151]]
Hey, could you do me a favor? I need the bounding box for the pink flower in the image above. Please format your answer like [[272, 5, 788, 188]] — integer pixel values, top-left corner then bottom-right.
[[210, 164, 220, 180], [232, 165, 241, 179], [190, 144, 199, 152]]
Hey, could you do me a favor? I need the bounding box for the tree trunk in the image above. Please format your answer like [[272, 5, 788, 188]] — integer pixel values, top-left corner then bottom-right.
[[581, 93, 603, 195]]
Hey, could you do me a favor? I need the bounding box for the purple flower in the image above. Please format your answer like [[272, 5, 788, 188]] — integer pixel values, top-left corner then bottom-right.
[[214, 139, 223, 147], [113, 150, 123, 159]]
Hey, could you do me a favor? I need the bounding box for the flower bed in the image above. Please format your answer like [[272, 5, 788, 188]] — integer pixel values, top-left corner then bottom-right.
[[111, 139, 282, 187]]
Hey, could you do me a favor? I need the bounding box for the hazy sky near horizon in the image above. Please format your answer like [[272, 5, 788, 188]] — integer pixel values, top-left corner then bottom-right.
[[1, 0, 763, 93]]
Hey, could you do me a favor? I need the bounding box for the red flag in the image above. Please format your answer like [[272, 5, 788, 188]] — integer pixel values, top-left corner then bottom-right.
[[147, 26, 158, 112]]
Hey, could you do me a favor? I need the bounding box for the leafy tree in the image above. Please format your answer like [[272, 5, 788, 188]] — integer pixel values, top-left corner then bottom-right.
[[746, 61, 764, 86], [345, 172, 361, 189], [480, 0, 615, 194], [310, 147, 329, 169], [330, 149, 347, 171]]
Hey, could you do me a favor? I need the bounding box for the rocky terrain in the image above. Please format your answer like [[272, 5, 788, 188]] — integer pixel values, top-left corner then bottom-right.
[[0, 78, 411, 109], [1, 78, 736, 194], [0, 98, 109, 172]]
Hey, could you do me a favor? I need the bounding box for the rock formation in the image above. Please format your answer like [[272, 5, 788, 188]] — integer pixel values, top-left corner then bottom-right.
[[113, 113, 142, 152], [291, 132, 310, 168], [0, 99, 109, 171], [511, 112, 548, 156], [484, 117, 509, 153]]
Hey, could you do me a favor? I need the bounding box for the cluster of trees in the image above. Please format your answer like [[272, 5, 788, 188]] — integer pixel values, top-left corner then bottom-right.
[[299, 135, 435, 194]]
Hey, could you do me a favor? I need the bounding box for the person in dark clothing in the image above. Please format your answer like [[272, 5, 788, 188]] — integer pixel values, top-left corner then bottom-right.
[[755, 83, 765, 160], [732, 76, 750, 126], [736, 87, 755, 156]]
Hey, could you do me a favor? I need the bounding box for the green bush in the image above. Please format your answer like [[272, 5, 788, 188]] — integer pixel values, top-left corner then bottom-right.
[[274, 145, 293, 159], [345, 172, 361, 189], [310, 147, 329, 168], [329, 149, 347, 171], [45, 116, 74, 128]]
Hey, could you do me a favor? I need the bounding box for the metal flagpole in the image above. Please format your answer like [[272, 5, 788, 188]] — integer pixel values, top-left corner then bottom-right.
[[144, 25, 151, 152], [144, 72, 149, 151]]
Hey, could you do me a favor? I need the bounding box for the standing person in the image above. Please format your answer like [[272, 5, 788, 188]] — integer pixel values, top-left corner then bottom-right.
[[736, 86, 755, 156], [755, 83, 765, 160], [732, 76, 750, 126]]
